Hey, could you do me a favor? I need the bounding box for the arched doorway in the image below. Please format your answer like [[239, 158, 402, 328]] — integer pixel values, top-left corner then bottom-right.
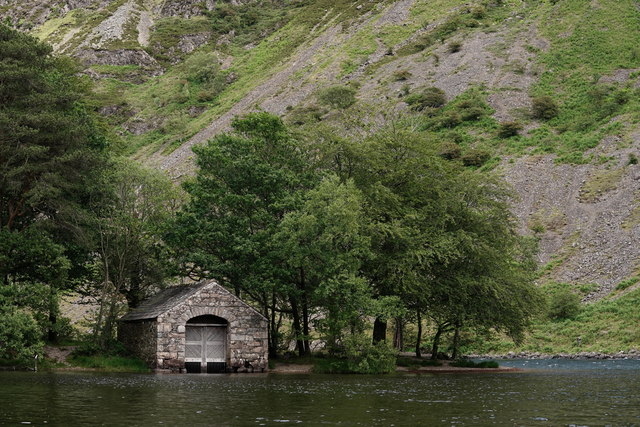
[[185, 315, 228, 373]]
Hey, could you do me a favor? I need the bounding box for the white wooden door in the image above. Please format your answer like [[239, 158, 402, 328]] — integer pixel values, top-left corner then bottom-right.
[[186, 325, 226, 365]]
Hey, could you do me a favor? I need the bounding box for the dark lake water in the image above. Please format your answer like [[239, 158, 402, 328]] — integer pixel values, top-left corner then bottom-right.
[[1, 359, 639, 426]]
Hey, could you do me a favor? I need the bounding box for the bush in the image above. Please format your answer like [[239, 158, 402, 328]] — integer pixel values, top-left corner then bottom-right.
[[0, 305, 43, 362], [448, 41, 462, 53], [286, 105, 325, 126], [531, 95, 559, 120], [456, 98, 488, 121], [628, 153, 638, 165], [393, 69, 412, 81], [461, 148, 491, 166], [439, 111, 462, 128], [314, 335, 397, 374], [498, 121, 523, 138], [438, 141, 462, 160], [344, 337, 397, 374], [405, 87, 447, 111], [548, 289, 581, 320], [317, 85, 357, 109]]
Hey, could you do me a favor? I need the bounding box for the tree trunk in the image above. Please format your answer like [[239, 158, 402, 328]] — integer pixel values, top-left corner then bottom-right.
[[393, 317, 404, 350], [415, 310, 422, 358], [289, 297, 305, 356], [372, 317, 387, 343], [300, 268, 310, 355], [47, 289, 58, 344], [268, 292, 278, 358], [431, 325, 443, 360], [302, 299, 311, 355], [452, 321, 461, 360]]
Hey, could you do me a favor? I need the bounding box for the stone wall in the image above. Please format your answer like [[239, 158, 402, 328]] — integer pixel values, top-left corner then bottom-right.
[[157, 283, 268, 371], [121, 282, 268, 372], [118, 319, 157, 367]]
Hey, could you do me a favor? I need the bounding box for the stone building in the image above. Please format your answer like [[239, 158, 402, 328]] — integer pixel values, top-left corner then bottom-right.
[[118, 280, 268, 373]]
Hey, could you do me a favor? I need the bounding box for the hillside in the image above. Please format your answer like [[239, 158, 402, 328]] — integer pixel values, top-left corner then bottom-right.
[[3, 0, 640, 352]]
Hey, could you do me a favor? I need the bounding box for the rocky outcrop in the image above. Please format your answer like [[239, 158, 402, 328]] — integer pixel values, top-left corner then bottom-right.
[[160, 0, 217, 18], [77, 48, 164, 76], [160, 0, 255, 18]]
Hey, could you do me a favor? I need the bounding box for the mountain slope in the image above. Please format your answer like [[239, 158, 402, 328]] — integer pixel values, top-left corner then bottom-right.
[[3, 0, 640, 311]]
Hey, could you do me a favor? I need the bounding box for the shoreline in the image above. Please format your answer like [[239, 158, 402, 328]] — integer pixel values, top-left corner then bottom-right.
[[468, 349, 640, 361]]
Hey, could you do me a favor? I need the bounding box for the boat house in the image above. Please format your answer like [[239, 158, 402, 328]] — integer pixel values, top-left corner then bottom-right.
[[118, 280, 268, 373]]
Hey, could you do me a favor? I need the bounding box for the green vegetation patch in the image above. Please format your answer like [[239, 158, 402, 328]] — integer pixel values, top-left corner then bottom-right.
[[67, 355, 150, 372], [579, 167, 626, 203]]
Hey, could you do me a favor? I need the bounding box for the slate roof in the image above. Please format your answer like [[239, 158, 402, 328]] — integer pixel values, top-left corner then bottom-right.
[[120, 280, 215, 321]]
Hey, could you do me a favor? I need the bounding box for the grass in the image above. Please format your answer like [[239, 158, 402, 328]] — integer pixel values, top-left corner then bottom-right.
[[465, 286, 640, 355], [67, 354, 150, 372], [579, 167, 626, 202]]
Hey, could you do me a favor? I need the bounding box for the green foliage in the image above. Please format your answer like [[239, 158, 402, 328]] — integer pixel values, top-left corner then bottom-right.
[[497, 121, 523, 138], [343, 337, 397, 374], [0, 24, 110, 345], [616, 277, 639, 292], [206, 0, 292, 48], [547, 288, 582, 320], [438, 141, 462, 160], [531, 96, 559, 120], [447, 41, 462, 53], [285, 105, 325, 126], [392, 69, 412, 81], [314, 336, 397, 374], [461, 149, 491, 167], [182, 52, 228, 101], [405, 87, 447, 111], [68, 354, 149, 372], [317, 85, 357, 110], [168, 113, 315, 355], [0, 304, 43, 362]]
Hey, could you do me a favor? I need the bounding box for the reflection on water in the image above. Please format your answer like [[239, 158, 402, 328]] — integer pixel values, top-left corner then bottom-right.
[[1, 360, 640, 426]]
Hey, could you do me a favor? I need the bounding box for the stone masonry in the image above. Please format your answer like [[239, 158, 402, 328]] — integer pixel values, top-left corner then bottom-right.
[[119, 280, 268, 372]]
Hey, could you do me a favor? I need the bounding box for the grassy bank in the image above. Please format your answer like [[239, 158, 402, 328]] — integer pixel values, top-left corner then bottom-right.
[[465, 286, 640, 355], [65, 354, 150, 373]]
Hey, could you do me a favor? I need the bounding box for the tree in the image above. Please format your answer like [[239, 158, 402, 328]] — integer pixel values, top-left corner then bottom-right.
[[167, 112, 316, 356], [0, 24, 108, 350], [274, 176, 374, 351], [87, 158, 182, 346], [310, 123, 541, 355]]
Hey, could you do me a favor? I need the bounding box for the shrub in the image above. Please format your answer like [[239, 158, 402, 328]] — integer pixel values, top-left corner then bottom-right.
[[628, 153, 638, 165], [531, 95, 559, 120], [439, 111, 462, 128], [462, 149, 491, 167], [405, 86, 447, 111], [470, 5, 486, 19], [393, 69, 412, 81], [438, 141, 462, 160], [548, 289, 581, 320], [344, 337, 397, 374], [0, 306, 43, 362], [286, 105, 324, 126], [315, 335, 397, 374], [317, 85, 357, 109], [498, 121, 523, 138], [456, 98, 488, 121], [448, 41, 462, 53]]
